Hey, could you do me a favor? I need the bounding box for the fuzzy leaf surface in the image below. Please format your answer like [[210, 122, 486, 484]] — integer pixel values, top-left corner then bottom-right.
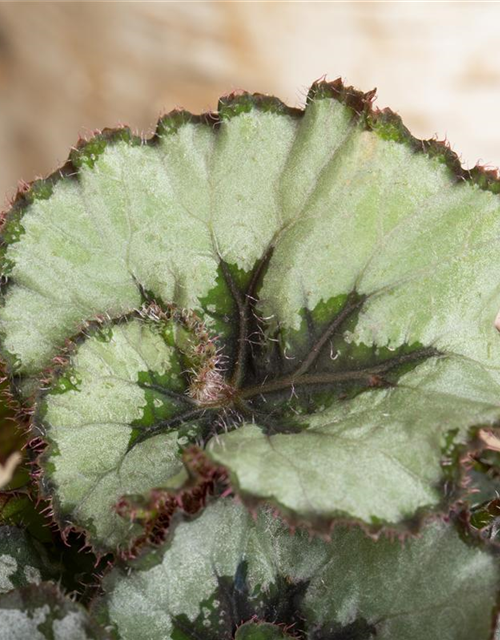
[[37, 316, 208, 550], [95, 498, 499, 640], [3, 82, 500, 537]]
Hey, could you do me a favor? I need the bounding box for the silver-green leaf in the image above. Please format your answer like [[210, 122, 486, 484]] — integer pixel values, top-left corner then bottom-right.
[[0, 526, 59, 595], [95, 498, 500, 640], [2, 80, 500, 540], [0, 582, 108, 639]]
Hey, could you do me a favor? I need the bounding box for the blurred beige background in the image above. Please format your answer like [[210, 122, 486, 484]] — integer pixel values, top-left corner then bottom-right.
[[0, 2, 499, 207]]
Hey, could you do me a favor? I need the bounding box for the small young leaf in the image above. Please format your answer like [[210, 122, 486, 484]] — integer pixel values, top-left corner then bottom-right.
[[95, 499, 499, 640]]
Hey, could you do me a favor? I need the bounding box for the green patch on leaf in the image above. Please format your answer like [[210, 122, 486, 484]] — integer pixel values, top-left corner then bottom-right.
[[218, 93, 299, 121], [27, 179, 55, 203], [71, 128, 140, 169], [50, 369, 82, 395]]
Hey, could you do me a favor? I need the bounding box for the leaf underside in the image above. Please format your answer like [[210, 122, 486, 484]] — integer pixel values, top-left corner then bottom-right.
[[95, 499, 500, 640], [1, 80, 500, 548]]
